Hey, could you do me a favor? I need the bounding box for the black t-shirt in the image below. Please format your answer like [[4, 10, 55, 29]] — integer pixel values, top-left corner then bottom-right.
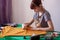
[[33, 10, 51, 27]]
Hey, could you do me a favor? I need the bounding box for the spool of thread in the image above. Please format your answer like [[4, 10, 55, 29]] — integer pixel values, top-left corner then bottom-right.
[[22, 24, 24, 29]]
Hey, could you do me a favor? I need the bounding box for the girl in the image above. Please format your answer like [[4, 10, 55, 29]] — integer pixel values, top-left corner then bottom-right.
[[24, 0, 54, 31]]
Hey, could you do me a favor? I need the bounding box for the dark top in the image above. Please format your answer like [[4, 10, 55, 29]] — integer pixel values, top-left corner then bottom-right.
[[33, 10, 51, 28]]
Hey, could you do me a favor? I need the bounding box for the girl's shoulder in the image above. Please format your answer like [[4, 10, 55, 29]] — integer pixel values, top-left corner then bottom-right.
[[44, 10, 50, 17]]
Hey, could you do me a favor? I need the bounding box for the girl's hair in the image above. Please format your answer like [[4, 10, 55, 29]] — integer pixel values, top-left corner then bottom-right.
[[30, 0, 42, 9]]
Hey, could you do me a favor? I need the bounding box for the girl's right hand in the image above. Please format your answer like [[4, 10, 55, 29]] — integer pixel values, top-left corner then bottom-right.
[[23, 23, 30, 30]]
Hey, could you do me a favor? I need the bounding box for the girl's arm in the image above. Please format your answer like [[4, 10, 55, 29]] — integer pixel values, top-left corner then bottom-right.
[[24, 18, 34, 27], [34, 20, 54, 31], [28, 18, 34, 26]]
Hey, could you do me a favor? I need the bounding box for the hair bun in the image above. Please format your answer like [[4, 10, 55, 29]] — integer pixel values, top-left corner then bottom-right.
[[30, 0, 42, 9], [32, 0, 42, 6]]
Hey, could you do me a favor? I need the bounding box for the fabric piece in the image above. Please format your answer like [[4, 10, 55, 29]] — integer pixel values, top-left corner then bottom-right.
[[0, 26, 46, 37]]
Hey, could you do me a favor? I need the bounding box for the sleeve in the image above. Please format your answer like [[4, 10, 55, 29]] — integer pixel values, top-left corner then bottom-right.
[[33, 14, 36, 19], [44, 11, 51, 21], [33, 13, 38, 19]]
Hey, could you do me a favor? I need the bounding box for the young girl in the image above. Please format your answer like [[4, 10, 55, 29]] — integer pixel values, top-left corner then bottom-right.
[[24, 0, 54, 31]]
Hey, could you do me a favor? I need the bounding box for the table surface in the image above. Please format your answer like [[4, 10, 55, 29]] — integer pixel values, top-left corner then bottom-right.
[[0, 25, 60, 40]]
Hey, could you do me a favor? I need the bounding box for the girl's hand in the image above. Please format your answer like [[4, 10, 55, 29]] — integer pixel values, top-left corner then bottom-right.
[[24, 23, 29, 27], [23, 23, 30, 30]]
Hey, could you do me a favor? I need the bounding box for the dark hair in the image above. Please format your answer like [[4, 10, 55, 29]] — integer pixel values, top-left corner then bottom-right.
[[30, 0, 42, 9]]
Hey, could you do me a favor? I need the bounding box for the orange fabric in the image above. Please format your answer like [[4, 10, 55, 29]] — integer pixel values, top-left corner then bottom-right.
[[1, 26, 46, 37]]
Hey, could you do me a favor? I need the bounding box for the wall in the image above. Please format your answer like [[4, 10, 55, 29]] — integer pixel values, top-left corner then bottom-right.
[[43, 0, 60, 31], [12, 0, 25, 24], [12, 0, 60, 31]]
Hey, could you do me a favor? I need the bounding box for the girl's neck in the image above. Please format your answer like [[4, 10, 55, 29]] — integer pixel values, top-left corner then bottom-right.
[[39, 8, 45, 14]]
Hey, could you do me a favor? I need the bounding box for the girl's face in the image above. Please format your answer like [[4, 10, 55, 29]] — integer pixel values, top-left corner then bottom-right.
[[34, 6, 40, 12], [34, 6, 42, 12]]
